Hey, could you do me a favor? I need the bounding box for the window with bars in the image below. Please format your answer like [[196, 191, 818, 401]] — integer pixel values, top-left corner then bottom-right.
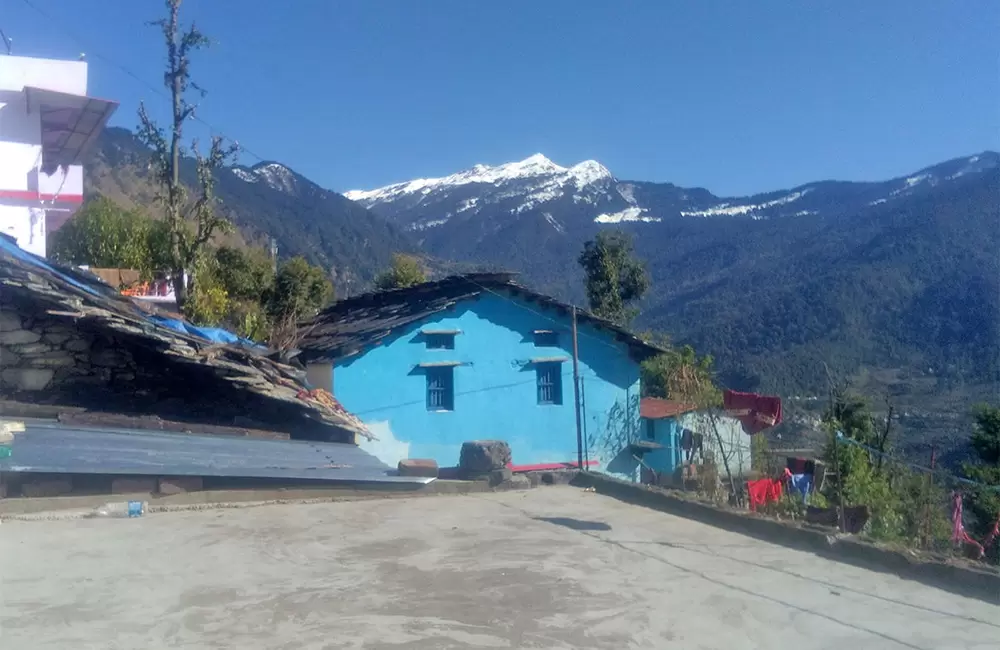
[[533, 330, 559, 347], [536, 362, 563, 405], [426, 366, 454, 411], [425, 333, 456, 350]]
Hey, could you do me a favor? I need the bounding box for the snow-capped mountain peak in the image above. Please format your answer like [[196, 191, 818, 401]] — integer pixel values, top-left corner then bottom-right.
[[512, 153, 562, 174], [232, 162, 302, 194], [345, 153, 613, 204], [344, 150, 998, 238], [569, 160, 613, 187]]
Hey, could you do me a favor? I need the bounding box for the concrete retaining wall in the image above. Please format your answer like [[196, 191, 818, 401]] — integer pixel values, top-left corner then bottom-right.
[[572, 471, 1000, 605]]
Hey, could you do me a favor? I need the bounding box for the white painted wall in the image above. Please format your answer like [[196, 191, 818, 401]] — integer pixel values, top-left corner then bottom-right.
[[0, 56, 90, 257], [0, 56, 88, 94], [678, 411, 752, 477]]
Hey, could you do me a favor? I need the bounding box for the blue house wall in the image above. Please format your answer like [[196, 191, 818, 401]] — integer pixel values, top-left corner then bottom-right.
[[641, 417, 683, 477], [328, 293, 642, 479]]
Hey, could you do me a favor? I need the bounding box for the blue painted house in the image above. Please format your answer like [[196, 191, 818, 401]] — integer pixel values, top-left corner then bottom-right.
[[297, 273, 661, 479], [639, 397, 753, 485]]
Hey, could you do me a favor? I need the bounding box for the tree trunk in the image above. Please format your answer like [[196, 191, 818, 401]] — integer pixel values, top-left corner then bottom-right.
[[168, 0, 184, 311], [171, 269, 188, 311]]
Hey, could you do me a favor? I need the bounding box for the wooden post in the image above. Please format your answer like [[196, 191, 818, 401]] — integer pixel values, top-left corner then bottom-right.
[[833, 430, 846, 532], [922, 446, 937, 547], [709, 411, 739, 505], [571, 306, 584, 471]]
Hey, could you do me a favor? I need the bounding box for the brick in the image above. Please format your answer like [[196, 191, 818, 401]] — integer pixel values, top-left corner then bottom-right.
[[0, 311, 22, 332], [1, 368, 54, 391], [3, 329, 41, 345], [111, 477, 157, 494], [398, 458, 439, 478], [21, 478, 72, 498], [157, 476, 203, 495]]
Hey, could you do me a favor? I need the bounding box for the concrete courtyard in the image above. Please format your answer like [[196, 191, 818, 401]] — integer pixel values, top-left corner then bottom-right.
[[1, 486, 997, 649]]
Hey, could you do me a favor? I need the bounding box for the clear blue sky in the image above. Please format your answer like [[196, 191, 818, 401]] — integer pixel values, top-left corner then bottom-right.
[[5, 0, 998, 196]]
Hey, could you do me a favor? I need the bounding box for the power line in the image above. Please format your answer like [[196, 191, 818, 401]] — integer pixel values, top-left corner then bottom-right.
[[350, 368, 591, 418], [18, 0, 268, 164], [0, 27, 13, 55]]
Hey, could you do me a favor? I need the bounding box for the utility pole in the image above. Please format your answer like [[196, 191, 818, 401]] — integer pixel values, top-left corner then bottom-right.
[[571, 306, 584, 471]]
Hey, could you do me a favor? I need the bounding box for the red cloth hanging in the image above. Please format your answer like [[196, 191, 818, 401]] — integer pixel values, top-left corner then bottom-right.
[[747, 478, 784, 512], [724, 389, 783, 435]]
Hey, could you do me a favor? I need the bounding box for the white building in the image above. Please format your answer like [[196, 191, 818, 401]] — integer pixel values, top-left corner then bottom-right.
[[0, 55, 117, 257]]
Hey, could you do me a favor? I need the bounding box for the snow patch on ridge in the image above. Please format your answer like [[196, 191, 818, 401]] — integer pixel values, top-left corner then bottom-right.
[[254, 163, 298, 194], [232, 168, 258, 183], [680, 190, 810, 217], [544, 212, 565, 233], [594, 207, 661, 223]]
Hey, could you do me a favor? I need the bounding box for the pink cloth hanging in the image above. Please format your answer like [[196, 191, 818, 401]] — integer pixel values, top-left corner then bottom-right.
[[951, 492, 1000, 559]]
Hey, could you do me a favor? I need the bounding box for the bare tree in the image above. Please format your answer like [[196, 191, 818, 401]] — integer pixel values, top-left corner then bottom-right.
[[137, 0, 237, 310]]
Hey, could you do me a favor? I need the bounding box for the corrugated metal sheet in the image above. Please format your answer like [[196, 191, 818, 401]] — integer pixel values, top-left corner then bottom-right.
[[639, 398, 698, 420], [0, 421, 432, 485]]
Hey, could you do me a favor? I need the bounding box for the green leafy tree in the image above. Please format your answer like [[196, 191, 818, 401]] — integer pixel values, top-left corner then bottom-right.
[[213, 246, 275, 302], [641, 344, 720, 407], [186, 283, 230, 327], [374, 253, 427, 290], [819, 393, 947, 544], [136, 0, 238, 311], [578, 231, 649, 326], [49, 196, 171, 274], [268, 256, 334, 322]]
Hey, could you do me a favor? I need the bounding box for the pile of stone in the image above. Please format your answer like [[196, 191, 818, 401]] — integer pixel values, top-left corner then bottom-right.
[[459, 440, 529, 489]]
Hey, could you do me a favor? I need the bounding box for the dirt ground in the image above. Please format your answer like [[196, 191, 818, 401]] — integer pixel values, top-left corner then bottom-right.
[[1, 486, 997, 649]]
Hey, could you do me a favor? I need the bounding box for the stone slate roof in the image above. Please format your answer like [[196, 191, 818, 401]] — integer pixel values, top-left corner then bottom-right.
[[297, 272, 663, 364], [0, 234, 370, 441]]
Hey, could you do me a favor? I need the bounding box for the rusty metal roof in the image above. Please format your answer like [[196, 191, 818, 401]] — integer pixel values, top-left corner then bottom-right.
[[640, 398, 699, 420]]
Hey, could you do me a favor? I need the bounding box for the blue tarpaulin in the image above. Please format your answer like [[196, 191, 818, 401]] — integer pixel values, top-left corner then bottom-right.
[[0, 234, 103, 298], [0, 234, 260, 348], [149, 315, 258, 346]]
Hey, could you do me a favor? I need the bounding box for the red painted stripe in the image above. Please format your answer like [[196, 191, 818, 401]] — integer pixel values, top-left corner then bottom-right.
[[0, 189, 83, 203], [507, 460, 599, 472]]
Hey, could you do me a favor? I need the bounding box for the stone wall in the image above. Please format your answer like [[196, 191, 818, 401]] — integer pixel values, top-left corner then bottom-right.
[[0, 302, 118, 394], [0, 295, 350, 441]]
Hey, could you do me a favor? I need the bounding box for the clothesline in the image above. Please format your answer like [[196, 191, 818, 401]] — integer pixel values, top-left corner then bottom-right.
[[836, 433, 1000, 493]]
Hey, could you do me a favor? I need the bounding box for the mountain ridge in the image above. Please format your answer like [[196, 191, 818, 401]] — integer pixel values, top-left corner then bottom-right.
[[347, 150, 999, 227], [83, 128, 998, 405], [340, 149, 1000, 404], [84, 127, 420, 293]]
